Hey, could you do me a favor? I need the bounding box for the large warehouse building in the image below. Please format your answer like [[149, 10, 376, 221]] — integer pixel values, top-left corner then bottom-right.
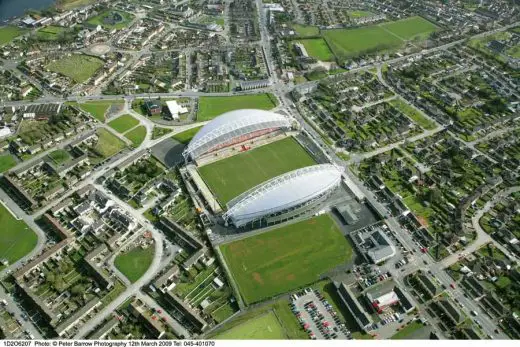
[[222, 164, 343, 228], [183, 109, 292, 160]]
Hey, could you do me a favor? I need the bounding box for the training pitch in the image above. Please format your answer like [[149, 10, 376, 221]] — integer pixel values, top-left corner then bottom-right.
[[197, 94, 278, 121], [220, 214, 353, 304], [215, 311, 286, 339], [198, 137, 316, 205]]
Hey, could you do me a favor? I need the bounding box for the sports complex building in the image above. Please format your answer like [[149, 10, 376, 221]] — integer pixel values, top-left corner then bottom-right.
[[179, 109, 346, 231]]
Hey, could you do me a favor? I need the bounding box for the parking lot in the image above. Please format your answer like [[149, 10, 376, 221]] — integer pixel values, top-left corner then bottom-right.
[[290, 288, 351, 340]]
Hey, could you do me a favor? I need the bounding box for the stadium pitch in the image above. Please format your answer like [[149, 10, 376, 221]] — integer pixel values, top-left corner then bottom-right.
[[220, 214, 353, 304], [198, 136, 316, 205]]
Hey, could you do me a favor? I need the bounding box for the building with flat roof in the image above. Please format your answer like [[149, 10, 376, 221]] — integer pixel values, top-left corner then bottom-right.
[[351, 224, 396, 264], [335, 282, 372, 331]]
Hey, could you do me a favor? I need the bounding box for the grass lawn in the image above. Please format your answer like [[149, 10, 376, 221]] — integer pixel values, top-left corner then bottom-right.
[[78, 100, 123, 122], [0, 26, 27, 46], [114, 245, 154, 283], [215, 311, 285, 339], [93, 128, 126, 158], [152, 126, 173, 140], [172, 126, 202, 144], [220, 214, 353, 304], [0, 154, 17, 173], [390, 321, 425, 339], [198, 137, 316, 205], [108, 114, 140, 133], [36, 26, 66, 41], [0, 203, 38, 267], [47, 54, 104, 83], [390, 99, 436, 130], [348, 10, 373, 18], [86, 10, 134, 30], [48, 149, 71, 165], [292, 24, 320, 37], [322, 16, 437, 59], [124, 126, 147, 147], [57, 0, 96, 10], [197, 94, 278, 121], [298, 38, 335, 61]]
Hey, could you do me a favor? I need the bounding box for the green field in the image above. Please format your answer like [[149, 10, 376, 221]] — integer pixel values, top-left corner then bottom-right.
[[48, 149, 71, 165], [197, 94, 278, 121], [172, 126, 202, 144], [86, 10, 134, 29], [0, 26, 27, 46], [0, 154, 17, 173], [221, 214, 353, 304], [114, 245, 154, 283], [298, 39, 335, 61], [391, 321, 426, 339], [198, 137, 316, 205], [152, 126, 173, 140], [0, 203, 38, 267], [77, 100, 123, 122], [293, 24, 320, 37], [47, 54, 104, 83], [125, 125, 146, 147], [108, 114, 140, 133], [322, 16, 437, 59], [348, 10, 373, 18], [36, 26, 67, 41], [93, 129, 126, 158], [215, 312, 285, 339], [390, 99, 436, 130]]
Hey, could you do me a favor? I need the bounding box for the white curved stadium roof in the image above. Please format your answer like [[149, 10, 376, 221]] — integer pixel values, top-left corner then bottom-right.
[[224, 164, 343, 227], [184, 109, 291, 159]]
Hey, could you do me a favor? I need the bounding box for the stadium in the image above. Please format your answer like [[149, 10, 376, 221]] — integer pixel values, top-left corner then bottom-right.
[[183, 109, 293, 162], [222, 164, 343, 228]]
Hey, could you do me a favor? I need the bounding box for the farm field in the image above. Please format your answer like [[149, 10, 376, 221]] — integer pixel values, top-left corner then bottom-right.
[[108, 114, 140, 133], [0, 26, 27, 46], [198, 137, 316, 205], [322, 16, 437, 59], [77, 100, 124, 122], [124, 126, 147, 147], [220, 214, 353, 304], [93, 128, 126, 158], [0, 154, 17, 173], [298, 38, 335, 61], [215, 312, 285, 339], [197, 94, 278, 121], [86, 10, 134, 29], [172, 126, 202, 144], [47, 54, 104, 83], [114, 245, 154, 283], [0, 203, 38, 267]]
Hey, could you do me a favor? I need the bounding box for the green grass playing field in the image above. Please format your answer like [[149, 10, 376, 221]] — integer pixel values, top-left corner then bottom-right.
[[93, 128, 126, 158], [322, 16, 437, 59], [298, 38, 335, 61], [0, 203, 37, 267], [124, 125, 147, 147], [172, 126, 202, 144], [197, 94, 278, 121], [215, 312, 286, 339], [77, 100, 124, 122], [114, 245, 154, 283], [108, 114, 140, 133], [47, 54, 104, 83], [0, 154, 17, 173], [0, 26, 27, 46], [221, 214, 353, 304], [198, 137, 316, 205]]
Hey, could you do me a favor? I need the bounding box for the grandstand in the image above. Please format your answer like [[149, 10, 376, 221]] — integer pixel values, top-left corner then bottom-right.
[[183, 109, 293, 161], [222, 164, 343, 228]]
